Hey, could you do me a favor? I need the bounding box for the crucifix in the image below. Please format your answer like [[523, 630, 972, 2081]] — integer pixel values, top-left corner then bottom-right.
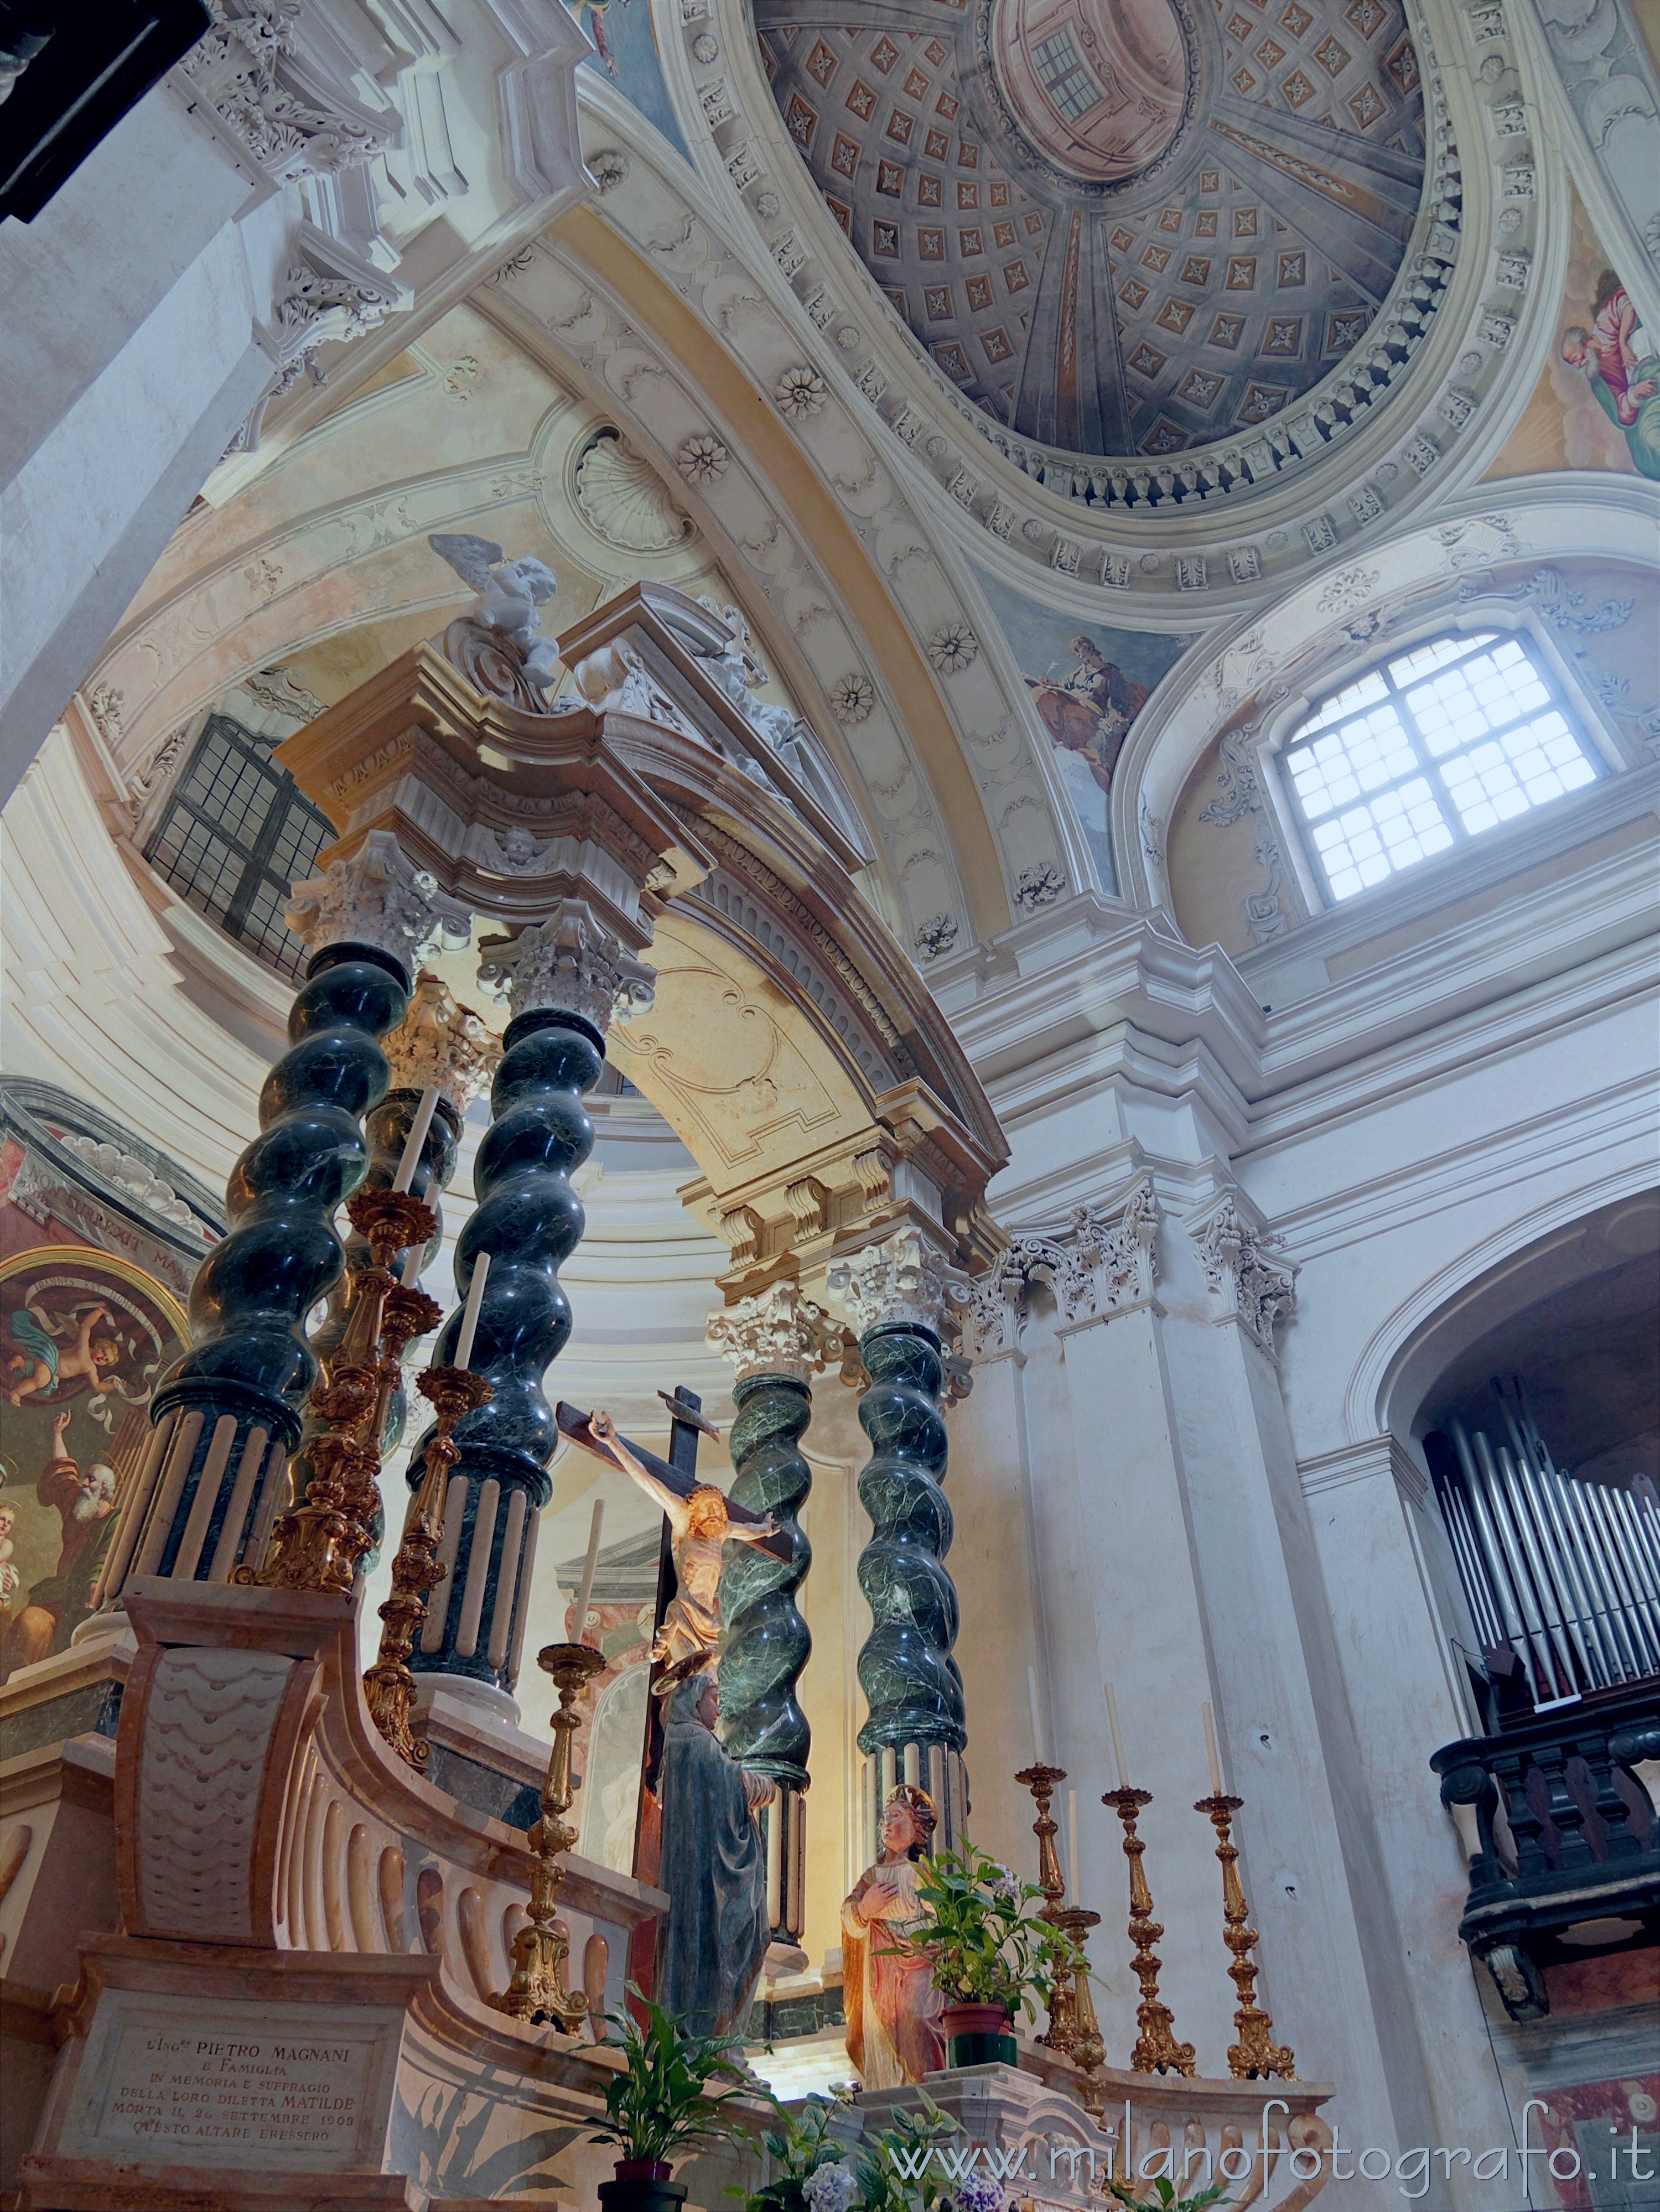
[[556, 1390, 783, 1995]]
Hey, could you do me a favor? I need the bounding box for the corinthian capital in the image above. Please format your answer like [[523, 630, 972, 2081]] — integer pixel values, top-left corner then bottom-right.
[[1190, 1197, 1296, 1358], [476, 905, 655, 1032], [824, 1225, 962, 1341], [707, 1280, 842, 1384], [286, 830, 470, 973], [383, 973, 501, 1112]]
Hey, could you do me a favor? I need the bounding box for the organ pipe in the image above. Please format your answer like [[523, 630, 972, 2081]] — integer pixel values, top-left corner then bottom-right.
[[1427, 1381, 1659, 1705]]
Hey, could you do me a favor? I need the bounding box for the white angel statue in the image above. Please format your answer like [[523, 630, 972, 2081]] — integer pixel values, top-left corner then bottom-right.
[[428, 533, 563, 699]]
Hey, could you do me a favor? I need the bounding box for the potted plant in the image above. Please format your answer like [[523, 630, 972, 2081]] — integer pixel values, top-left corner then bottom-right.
[[727, 2092, 861, 2212], [908, 1842, 1082, 2068], [591, 1991, 749, 2212]]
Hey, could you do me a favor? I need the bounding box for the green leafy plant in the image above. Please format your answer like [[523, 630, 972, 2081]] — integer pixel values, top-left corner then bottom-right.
[[851, 2092, 958, 2212], [589, 1990, 749, 2167], [904, 1841, 1082, 2019], [1103, 2178, 1229, 2212], [726, 2092, 852, 2212]]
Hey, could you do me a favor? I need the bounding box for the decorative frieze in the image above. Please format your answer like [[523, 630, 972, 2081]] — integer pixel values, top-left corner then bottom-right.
[[1190, 1198, 1297, 1358]]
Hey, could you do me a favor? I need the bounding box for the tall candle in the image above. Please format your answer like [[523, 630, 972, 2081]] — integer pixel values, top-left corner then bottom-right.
[[1105, 1682, 1129, 1790], [391, 1086, 440, 1194], [453, 1250, 491, 1371], [572, 1497, 605, 1646], [400, 1242, 424, 1290], [1067, 1788, 1079, 1898], [1202, 1702, 1225, 1795], [1027, 1665, 1047, 1766]]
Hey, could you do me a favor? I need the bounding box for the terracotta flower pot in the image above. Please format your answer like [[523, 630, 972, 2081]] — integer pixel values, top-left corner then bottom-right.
[[940, 2001, 1018, 2070]]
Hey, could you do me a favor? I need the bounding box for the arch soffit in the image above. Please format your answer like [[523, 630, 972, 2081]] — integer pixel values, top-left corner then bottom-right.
[[1111, 479, 1660, 912], [1351, 1173, 1660, 1447]]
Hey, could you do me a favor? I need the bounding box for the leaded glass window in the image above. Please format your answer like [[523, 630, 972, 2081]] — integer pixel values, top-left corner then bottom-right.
[[144, 713, 331, 979], [1282, 631, 1600, 903], [1033, 30, 1102, 121]]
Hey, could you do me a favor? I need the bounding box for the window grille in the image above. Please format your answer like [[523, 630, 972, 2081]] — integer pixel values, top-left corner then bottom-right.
[[1032, 30, 1102, 121], [144, 713, 332, 980], [1282, 631, 1600, 903]]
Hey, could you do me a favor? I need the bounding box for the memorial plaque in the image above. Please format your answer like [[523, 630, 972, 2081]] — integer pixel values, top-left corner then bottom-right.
[[60, 1990, 407, 2173]]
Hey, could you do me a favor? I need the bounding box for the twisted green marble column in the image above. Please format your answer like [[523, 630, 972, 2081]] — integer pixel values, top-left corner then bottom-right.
[[827, 1229, 969, 1862], [710, 1281, 838, 1941]]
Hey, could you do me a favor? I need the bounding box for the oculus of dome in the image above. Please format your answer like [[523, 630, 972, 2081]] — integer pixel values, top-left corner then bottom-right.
[[981, 0, 1194, 190]]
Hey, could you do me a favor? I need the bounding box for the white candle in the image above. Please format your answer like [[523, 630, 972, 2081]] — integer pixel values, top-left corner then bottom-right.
[[400, 1241, 424, 1290], [453, 1250, 491, 1370], [572, 1497, 605, 1646], [1202, 1702, 1225, 1795], [391, 1086, 441, 1193], [1027, 1664, 1047, 1766], [1067, 1789, 1079, 1899], [1105, 1682, 1129, 1790]]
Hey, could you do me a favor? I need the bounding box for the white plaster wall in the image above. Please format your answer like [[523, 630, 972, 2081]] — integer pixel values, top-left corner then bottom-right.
[[0, 94, 283, 798]]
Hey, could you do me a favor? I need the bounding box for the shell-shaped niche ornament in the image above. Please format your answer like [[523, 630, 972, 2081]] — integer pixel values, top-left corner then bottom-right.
[[573, 431, 693, 553]]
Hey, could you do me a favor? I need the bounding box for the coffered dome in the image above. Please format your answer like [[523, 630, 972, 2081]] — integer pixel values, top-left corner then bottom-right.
[[758, 0, 1428, 457]]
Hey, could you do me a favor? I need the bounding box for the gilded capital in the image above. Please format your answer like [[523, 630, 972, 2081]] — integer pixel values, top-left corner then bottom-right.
[[707, 1280, 842, 1383], [383, 973, 501, 1112]]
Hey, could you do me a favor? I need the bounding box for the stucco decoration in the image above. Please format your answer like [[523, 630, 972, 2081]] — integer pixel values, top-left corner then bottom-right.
[[574, 430, 695, 550], [756, 0, 1425, 459]]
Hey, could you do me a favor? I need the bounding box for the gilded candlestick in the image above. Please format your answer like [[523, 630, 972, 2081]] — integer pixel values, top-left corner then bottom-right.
[[1017, 1762, 1075, 2056], [1103, 1786, 1195, 2077], [1054, 1902, 1104, 2115], [243, 1188, 436, 1594], [1196, 1793, 1295, 2081], [492, 1641, 608, 2027], [364, 1361, 490, 1767]]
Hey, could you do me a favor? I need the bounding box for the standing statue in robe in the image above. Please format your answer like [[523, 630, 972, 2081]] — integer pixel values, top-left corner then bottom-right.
[[589, 1410, 777, 1689], [842, 1784, 946, 2088], [657, 1672, 776, 2036]]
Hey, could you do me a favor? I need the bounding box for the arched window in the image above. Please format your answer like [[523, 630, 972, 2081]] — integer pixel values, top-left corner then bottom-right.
[[144, 712, 333, 978], [1281, 630, 1600, 902]]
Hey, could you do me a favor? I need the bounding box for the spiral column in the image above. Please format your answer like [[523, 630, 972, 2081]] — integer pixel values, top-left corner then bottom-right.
[[407, 910, 654, 1720], [94, 834, 464, 1617], [826, 1227, 970, 1861], [709, 1281, 841, 1941]]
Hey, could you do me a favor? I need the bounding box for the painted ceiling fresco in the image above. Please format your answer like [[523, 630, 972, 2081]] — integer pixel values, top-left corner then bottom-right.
[[756, 0, 1426, 456]]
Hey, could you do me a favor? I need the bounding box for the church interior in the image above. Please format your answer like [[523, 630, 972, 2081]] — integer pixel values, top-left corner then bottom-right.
[[0, 0, 1656, 2204]]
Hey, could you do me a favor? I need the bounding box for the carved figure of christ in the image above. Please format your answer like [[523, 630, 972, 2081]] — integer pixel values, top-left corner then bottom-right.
[[556, 1403, 783, 1686]]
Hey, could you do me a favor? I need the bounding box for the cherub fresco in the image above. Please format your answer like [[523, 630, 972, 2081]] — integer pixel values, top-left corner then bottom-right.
[[1561, 270, 1660, 480], [1026, 633, 1152, 795], [5, 1298, 120, 1406]]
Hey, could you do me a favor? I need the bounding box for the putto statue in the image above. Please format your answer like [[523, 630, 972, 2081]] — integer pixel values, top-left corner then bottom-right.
[[589, 1410, 778, 1689], [842, 1783, 946, 2088], [428, 533, 564, 710]]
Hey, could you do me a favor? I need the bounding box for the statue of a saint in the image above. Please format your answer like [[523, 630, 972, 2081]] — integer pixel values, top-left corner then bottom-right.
[[842, 1784, 946, 2088], [589, 1410, 777, 1688], [657, 1673, 776, 2036]]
